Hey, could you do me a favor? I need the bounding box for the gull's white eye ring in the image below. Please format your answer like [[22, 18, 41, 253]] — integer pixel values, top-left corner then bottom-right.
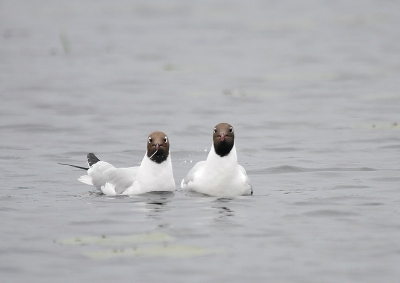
[[164, 136, 168, 143], [148, 137, 152, 143], [213, 128, 217, 134]]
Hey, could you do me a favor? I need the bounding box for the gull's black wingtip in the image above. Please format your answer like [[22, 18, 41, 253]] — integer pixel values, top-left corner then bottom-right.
[[87, 153, 100, 167], [58, 163, 89, 170]]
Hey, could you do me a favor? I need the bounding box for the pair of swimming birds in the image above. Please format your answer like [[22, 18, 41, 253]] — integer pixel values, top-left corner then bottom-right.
[[65, 123, 252, 197]]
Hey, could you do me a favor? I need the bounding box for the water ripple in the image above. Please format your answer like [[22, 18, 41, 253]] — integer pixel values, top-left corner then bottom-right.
[[249, 165, 376, 175]]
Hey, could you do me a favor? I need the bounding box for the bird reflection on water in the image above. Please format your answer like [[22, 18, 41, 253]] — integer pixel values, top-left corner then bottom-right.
[[143, 191, 174, 221], [212, 198, 236, 224]]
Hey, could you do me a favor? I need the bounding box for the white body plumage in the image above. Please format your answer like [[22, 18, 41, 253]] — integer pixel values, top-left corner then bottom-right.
[[79, 153, 175, 196], [181, 144, 252, 197]]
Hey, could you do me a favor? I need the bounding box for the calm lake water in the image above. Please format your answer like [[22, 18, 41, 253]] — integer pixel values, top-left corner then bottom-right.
[[1, 0, 400, 282]]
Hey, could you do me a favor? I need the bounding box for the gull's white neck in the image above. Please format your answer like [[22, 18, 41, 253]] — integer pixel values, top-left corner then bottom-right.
[[206, 144, 238, 165], [138, 151, 173, 176]]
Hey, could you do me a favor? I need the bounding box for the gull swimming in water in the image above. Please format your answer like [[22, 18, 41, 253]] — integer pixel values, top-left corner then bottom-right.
[[181, 123, 252, 197], [61, 131, 175, 196]]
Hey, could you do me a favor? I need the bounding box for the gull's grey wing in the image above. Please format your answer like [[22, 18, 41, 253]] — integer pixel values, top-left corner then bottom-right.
[[181, 161, 206, 188], [238, 165, 253, 195], [104, 167, 139, 194], [86, 161, 139, 194]]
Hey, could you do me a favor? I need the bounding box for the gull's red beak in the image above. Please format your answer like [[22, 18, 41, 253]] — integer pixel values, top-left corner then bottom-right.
[[156, 143, 160, 150], [220, 133, 226, 141]]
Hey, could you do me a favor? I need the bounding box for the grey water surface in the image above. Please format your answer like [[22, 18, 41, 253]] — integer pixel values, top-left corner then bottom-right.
[[1, 0, 400, 282]]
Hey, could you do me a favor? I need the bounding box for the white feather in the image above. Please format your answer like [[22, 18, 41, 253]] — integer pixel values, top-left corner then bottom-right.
[[122, 153, 175, 195], [78, 175, 93, 186], [101, 183, 117, 196], [181, 144, 252, 197], [78, 154, 175, 195]]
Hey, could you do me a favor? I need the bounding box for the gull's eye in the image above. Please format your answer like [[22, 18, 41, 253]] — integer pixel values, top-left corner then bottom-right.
[[164, 136, 168, 143], [148, 137, 152, 143], [229, 127, 233, 133], [213, 128, 217, 134]]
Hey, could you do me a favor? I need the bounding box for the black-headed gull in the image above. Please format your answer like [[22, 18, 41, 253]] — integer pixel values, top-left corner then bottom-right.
[[63, 131, 175, 196], [181, 123, 252, 197]]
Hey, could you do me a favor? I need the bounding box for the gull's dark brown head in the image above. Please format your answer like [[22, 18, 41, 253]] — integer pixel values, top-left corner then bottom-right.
[[213, 123, 235, 157], [146, 131, 170, 163]]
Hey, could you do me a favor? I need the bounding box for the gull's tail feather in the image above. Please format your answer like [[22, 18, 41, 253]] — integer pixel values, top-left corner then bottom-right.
[[87, 153, 100, 167]]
